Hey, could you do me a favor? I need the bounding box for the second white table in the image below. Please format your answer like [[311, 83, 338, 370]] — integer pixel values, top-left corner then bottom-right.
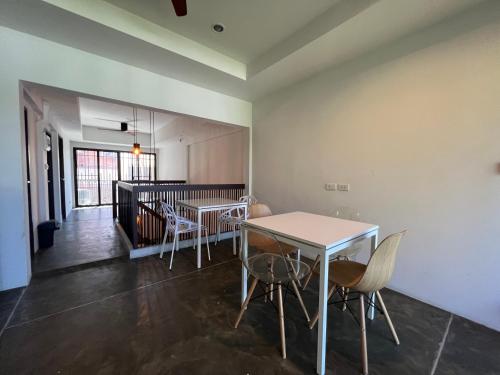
[[176, 198, 247, 268]]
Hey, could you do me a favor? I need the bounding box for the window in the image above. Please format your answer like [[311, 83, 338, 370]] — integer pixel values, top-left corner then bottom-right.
[[74, 148, 156, 206]]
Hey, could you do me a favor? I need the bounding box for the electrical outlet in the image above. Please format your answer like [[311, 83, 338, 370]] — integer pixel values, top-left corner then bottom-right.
[[325, 183, 337, 191], [337, 184, 350, 192]]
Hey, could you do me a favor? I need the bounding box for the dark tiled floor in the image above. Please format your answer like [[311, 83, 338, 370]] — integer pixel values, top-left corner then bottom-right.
[[0, 287, 23, 333], [33, 207, 128, 274], [1, 242, 499, 374], [435, 315, 500, 375]]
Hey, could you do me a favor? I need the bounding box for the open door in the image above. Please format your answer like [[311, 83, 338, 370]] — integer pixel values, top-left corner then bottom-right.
[[58, 136, 66, 220]]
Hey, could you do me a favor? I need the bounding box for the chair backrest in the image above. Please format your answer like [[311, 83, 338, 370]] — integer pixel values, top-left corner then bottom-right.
[[239, 195, 258, 206], [248, 203, 272, 219], [334, 206, 360, 221], [160, 201, 177, 232], [355, 231, 406, 292], [241, 228, 298, 282]]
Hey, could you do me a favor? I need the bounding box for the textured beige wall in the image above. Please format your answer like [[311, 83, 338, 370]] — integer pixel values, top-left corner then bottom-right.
[[188, 131, 246, 184], [253, 4, 500, 331]]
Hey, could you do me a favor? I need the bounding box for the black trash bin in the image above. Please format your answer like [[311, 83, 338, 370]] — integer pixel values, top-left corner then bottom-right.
[[37, 220, 59, 248]]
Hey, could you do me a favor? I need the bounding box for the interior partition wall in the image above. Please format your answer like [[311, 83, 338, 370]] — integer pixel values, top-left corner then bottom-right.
[[74, 147, 156, 207]]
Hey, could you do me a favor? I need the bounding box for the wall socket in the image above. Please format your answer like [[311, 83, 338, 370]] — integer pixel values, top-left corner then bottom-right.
[[337, 183, 350, 192], [325, 183, 337, 191]]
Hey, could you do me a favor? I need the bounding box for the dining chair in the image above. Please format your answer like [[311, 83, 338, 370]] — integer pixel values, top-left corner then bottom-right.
[[215, 195, 257, 255], [159, 201, 211, 270], [234, 230, 311, 359], [309, 231, 406, 375], [302, 206, 362, 292], [247, 203, 304, 297]]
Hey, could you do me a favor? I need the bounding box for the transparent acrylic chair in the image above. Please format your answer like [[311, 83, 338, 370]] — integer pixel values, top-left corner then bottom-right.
[[309, 231, 406, 375], [303, 206, 362, 291], [159, 201, 211, 270], [247, 203, 304, 296], [215, 195, 257, 255], [234, 229, 311, 359]]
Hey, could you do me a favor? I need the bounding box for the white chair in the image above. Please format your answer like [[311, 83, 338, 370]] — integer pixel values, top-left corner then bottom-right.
[[159, 201, 210, 270], [215, 195, 257, 255]]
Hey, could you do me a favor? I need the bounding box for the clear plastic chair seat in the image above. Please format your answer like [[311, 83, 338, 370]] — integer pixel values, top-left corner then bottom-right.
[[246, 253, 310, 284]]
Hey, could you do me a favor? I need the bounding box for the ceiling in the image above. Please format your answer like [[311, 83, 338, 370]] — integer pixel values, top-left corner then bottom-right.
[[1, 0, 486, 100], [25, 83, 239, 145], [104, 0, 339, 63], [79, 98, 176, 133]]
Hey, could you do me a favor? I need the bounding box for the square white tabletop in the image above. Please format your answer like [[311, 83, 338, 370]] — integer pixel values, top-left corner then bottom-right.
[[243, 211, 378, 250], [176, 198, 244, 210]]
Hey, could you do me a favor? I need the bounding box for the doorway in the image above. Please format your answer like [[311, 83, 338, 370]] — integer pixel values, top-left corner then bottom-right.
[[45, 132, 55, 220], [58, 136, 66, 220]]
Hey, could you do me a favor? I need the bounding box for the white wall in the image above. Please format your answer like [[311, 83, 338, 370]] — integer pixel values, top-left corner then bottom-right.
[[253, 3, 500, 331], [0, 26, 251, 291], [158, 142, 188, 181], [188, 130, 247, 184]]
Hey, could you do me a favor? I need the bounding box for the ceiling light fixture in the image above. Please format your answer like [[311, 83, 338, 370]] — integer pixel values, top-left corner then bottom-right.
[[131, 107, 141, 156], [212, 24, 224, 33]]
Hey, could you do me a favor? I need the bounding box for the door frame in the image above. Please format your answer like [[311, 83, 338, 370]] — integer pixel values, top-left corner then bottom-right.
[[58, 136, 66, 220], [45, 132, 55, 220], [24, 107, 35, 259]]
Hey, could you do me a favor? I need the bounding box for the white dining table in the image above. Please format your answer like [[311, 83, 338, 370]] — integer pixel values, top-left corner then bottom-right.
[[176, 198, 247, 268], [240, 211, 379, 375]]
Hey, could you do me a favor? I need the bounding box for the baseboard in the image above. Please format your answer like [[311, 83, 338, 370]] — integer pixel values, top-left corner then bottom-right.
[[129, 231, 236, 259]]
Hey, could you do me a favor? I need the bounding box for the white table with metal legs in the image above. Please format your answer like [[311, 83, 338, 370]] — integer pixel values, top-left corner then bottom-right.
[[176, 198, 247, 268], [240, 211, 379, 375]]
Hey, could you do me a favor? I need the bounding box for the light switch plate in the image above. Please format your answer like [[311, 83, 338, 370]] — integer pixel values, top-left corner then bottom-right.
[[337, 184, 350, 192], [325, 183, 337, 191]]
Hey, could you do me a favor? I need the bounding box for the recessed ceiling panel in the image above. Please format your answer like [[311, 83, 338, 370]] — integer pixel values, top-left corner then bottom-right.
[[104, 0, 339, 63]]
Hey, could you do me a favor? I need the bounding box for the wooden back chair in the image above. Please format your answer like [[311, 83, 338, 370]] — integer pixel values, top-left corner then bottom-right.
[[310, 230, 406, 375]]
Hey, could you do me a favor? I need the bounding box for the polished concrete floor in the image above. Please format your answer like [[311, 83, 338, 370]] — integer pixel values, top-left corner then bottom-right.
[[1, 240, 499, 374], [32, 207, 128, 274]]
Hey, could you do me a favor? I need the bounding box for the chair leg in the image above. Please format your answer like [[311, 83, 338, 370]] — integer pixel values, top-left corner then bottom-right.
[[160, 230, 168, 258], [205, 228, 211, 262], [359, 294, 368, 375], [215, 221, 220, 245], [286, 254, 302, 287], [234, 277, 259, 328], [232, 227, 237, 255], [342, 287, 350, 311], [376, 291, 400, 345], [169, 234, 177, 270], [193, 231, 196, 249], [277, 283, 286, 359], [309, 283, 336, 329], [290, 280, 310, 322], [302, 255, 320, 290]]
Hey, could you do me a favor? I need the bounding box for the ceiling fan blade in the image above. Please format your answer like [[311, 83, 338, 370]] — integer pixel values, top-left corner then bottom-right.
[[171, 0, 187, 16], [96, 127, 123, 132], [93, 117, 121, 123]]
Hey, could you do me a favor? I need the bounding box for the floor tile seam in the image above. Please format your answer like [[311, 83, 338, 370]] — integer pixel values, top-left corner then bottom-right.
[[430, 313, 454, 375], [0, 287, 27, 339], [5, 257, 239, 331]]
